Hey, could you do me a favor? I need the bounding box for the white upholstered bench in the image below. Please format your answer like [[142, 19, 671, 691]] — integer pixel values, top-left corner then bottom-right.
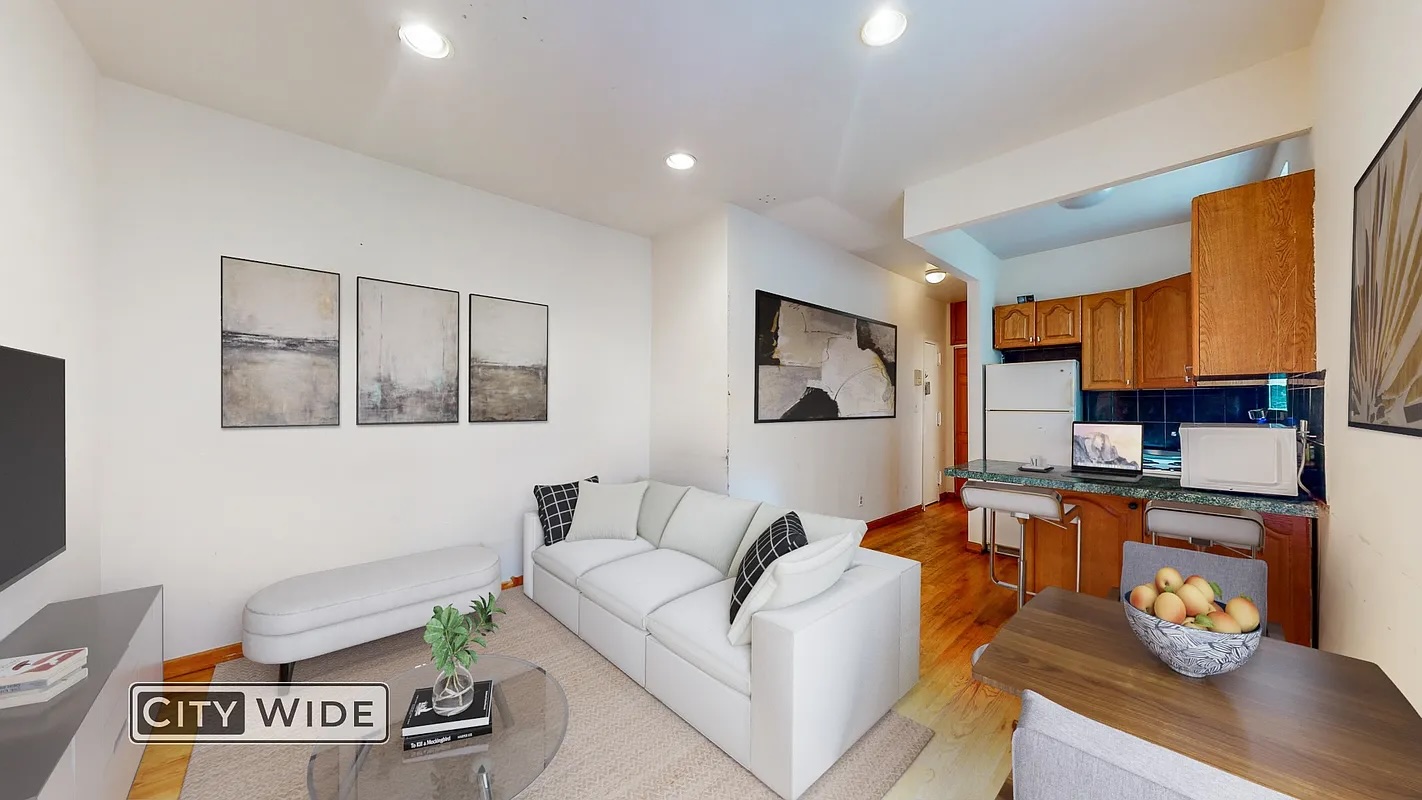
[[242, 545, 501, 681]]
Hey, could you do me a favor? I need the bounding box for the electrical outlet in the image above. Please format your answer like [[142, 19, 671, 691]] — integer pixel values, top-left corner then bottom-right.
[[858, 495, 864, 507]]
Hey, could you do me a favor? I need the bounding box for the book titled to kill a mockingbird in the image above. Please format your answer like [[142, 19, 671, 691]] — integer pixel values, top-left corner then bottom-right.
[[401, 682, 493, 751]]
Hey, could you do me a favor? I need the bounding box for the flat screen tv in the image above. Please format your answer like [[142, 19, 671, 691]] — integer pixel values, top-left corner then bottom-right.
[[0, 345, 65, 591]]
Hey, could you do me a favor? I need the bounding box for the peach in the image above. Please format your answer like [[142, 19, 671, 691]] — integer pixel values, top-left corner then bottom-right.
[[1184, 575, 1220, 601], [1153, 591, 1187, 624], [1226, 596, 1261, 633], [1175, 584, 1213, 616], [1206, 610, 1243, 633], [1154, 567, 1184, 594], [1128, 584, 1159, 613]]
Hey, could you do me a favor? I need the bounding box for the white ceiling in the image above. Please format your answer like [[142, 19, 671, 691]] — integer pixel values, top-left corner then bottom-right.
[[54, 0, 1321, 293], [965, 142, 1283, 259]]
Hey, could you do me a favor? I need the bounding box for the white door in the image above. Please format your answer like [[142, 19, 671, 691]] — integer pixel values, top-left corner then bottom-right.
[[922, 342, 942, 506]]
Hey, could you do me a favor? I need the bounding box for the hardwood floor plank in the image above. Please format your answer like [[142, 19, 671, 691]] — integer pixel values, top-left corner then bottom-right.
[[128, 501, 1015, 799]]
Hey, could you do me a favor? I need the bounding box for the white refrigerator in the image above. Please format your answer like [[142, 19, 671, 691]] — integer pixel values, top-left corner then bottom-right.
[[981, 360, 1081, 549]]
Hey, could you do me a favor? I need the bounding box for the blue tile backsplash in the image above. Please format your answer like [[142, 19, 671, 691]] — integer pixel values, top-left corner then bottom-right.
[[1083, 386, 1270, 449]]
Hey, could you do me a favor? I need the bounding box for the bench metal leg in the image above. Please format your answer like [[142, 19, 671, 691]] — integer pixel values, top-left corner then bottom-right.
[[279, 662, 294, 683]]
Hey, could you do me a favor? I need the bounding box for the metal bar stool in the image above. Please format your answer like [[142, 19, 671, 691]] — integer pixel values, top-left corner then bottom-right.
[[1144, 500, 1265, 558], [961, 480, 1081, 608]]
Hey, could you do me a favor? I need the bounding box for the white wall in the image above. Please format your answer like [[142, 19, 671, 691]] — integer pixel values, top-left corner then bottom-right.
[[994, 223, 1192, 304], [651, 212, 730, 492], [904, 48, 1314, 238], [726, 206, 946, 521], [95, 82, 652, 657], [1310, 0, 1422, 706], [1268, 133, 1315, 178], [0, 0, 101, 639]]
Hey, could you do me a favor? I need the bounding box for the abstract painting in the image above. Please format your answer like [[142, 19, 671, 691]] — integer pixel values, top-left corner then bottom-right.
[[468, 294, 549, 422], [755, 291, 896, 422], [221, 257, 339, 428], [1351, 82, 1422, 436], [357, 278, 459, 424]]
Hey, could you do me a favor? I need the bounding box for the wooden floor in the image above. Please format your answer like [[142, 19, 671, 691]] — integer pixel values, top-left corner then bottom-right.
[[127, 500, 1017, 799]]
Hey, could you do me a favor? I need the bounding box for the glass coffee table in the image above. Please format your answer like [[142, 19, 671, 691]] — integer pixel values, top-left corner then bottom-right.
[[308, 655, 568, 800]]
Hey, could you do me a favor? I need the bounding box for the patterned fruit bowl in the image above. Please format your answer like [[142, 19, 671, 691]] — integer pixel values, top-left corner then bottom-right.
[[1121, 594, 1262, 678]]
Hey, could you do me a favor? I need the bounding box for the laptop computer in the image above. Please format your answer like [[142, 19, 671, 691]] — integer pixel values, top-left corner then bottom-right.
[[1065, 422, 1145, 483]]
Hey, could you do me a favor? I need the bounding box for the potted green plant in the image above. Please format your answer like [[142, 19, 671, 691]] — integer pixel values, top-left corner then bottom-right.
[[423, 592, 506, 716]]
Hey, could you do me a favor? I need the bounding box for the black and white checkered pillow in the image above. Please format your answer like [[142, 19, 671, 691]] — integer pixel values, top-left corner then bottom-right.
[[534, 476, 598, 546], [730, 512, 807, 625]]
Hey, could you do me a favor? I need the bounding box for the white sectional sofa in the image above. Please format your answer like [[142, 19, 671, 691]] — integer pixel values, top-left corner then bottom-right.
[[523, 482, 921, 800]]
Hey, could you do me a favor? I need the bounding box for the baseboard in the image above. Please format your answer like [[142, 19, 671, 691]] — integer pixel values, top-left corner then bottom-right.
[[940, 490, 955, 503], [164, 642, 244, 680], [501, 576, 523, 590], [867, 505, 923, 530], [965, 540, 986, 554]]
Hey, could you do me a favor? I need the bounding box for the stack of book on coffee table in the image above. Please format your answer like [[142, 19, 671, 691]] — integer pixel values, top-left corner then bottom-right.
[[0, 648, 88, 709], [401, 680, 494, 751]]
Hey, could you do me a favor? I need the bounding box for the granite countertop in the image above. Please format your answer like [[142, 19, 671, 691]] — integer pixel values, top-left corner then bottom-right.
[[945, 460, 1321, 518]]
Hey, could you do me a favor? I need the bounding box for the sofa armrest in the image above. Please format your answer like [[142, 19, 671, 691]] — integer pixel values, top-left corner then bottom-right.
[[750, 565, 905, 799], [522, 512, 542, 601]]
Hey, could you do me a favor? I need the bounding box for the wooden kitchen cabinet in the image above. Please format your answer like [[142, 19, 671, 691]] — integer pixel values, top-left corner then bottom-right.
[[1026, 492, 1143, 598], [950, 300, 967, 346], [993, 302, 1036, 349], [1135, 272, 1193, 388], [1081, 289, 1135, 389], [1192, 170, 1316, 376], [1035, 297, 1082, 346]]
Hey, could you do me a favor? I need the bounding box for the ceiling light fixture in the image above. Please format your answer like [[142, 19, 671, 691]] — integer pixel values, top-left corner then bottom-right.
[[399, 24, 452, 59], [1057, 187, 1115, 210], [665, 152, 697, 170], [860, 9, 908, 47], [924, 267, 947, 284]]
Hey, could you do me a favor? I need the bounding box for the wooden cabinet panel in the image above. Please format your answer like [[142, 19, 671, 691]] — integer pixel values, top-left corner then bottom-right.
[[952, 347, 968, 494], [1192, 171, 1316, 376], [1081, 289, 1135, 390], [1143, 514, 1313, 647], [950, 300, 968, 346], [1135, 273, 1193, 388], [1035, 297, 1082, 345], [1026, 492, 1143, 598], [993, 303, 1035, 349]]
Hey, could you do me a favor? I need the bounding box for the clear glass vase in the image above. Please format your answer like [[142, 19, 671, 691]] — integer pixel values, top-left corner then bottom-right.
[[432, 661, 475, 717]]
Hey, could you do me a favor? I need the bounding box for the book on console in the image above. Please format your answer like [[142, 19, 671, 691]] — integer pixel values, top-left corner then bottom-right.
[[0, 667, 88, 710], [401, 681, 493, 737], [401, 724, 493, 752], [0, 648, 87, 693]]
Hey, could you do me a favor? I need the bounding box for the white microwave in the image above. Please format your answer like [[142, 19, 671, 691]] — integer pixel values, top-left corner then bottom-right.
[[1179, 423, 1301, 497]]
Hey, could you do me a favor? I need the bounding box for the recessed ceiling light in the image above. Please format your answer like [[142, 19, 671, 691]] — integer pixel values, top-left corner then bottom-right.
[[665, 152, 697, 170], [399, 24, 452, 59], [861, 9, 908, 47], [924, 266, 947, 284], [1058, 187, 1115, 210]]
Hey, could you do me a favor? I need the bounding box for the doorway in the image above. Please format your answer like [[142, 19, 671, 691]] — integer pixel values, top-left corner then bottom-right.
[[922, 341, 942, 507]]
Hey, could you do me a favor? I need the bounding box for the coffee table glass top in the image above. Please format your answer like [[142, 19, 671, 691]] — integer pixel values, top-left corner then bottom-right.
[[308, 655, 568, 800]]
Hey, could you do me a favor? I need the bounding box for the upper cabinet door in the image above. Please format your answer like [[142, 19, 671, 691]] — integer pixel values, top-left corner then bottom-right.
[[950, 300, 968, 346], [1035, 297, 1082, 346], [993, 302, 1036, 349], [1135, 273, 1194, 388], [1192, 171, 1317, 376], [1081, 289, 1134, 390]]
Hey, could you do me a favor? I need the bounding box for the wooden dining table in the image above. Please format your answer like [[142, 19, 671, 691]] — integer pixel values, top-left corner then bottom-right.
[[974, 587, 1422, 800]]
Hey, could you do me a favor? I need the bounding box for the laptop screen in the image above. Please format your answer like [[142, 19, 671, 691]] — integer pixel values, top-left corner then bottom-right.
[[1072, 423, 1144, 474]]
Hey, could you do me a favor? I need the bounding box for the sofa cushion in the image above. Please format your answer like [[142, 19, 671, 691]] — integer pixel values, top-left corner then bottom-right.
[[567, 480, 647, 541], [533, 476, 598, 546], [638, 481, 691, 546], [531, 537, 654, 589], [730, 504, 868, 577], [729, 512, 808, 626], [646, 579, 751, 696], [243, 545, 499, 637], [578, 549, 726, 630], [659, 488, 763, 573], [727, 530, 859, 646]]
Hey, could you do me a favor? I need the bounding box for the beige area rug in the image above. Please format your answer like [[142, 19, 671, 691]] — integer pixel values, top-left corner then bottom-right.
[[182, 590, 932, 799]]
